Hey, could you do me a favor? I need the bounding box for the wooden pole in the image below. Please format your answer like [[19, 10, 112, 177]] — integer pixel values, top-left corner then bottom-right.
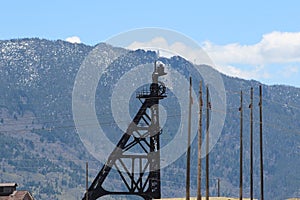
[[259, 85, 264, 200], [205, 85, 210, 200], [239, 91, 243, 200], [86, 162, 89, 200], [250, 87, 254, 200], [217, 178, 220, 197], [197, 81, 203, 200], [186, 77, 192, 200]]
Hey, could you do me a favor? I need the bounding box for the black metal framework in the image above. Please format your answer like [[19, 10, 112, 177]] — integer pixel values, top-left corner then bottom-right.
[[83, 61, 167, 200]]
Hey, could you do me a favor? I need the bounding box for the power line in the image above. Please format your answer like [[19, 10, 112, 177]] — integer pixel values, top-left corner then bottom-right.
[[1, 107, 299, 137]]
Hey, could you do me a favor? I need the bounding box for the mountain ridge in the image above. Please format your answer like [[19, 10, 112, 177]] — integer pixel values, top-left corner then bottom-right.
[[0, 38, 299, 199]]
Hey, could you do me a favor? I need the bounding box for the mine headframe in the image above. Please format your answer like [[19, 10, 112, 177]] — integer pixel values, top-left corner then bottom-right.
[[83, 61, 167, 200]]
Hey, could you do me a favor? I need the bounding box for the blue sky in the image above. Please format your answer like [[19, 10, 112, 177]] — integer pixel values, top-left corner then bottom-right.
[[1, 0, 300, 87]]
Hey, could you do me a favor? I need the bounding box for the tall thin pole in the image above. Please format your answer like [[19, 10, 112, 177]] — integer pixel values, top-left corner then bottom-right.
[[250, 87, 254, 200], [239, 91, 243, 200], [259, 85, 264, 200], [217, 178, 220, 197], [86, 162, 89, 200], [205, 85, 210, 200], [186, 77, 192, 200], [197, 81, 203, 200]]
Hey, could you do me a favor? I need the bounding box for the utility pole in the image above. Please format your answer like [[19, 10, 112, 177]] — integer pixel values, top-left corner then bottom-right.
[[197, 81, 203, 200], [205, 85, 210, 200], [259, 85, 264, 200], [217, 178, 220, 197], [239, 91, 243, 200], [186, 77, 192, 200], [86, 162, 88, 200], [249, 87, 254, 200]]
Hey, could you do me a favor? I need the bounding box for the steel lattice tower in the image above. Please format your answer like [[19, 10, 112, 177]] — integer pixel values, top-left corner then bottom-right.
[[83, 61, 167, 200]]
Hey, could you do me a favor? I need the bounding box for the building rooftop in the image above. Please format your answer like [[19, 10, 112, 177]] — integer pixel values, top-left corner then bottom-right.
[[0, 190, 34, 200], [0, 183, 33, 200], [0, 184, 17, 188]]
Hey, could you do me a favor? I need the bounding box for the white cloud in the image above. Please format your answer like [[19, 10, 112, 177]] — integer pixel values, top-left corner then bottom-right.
[[126, 31, 300, 85], [202, 31, 300, 81], [127, 37, 213, 66], [65, 36, 81, 44], [203, 31, 300, 65]]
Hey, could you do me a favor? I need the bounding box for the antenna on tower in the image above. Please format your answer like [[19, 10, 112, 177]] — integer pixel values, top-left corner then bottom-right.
[[155, 49, 160, 72], [157, 49, 160, 58]]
